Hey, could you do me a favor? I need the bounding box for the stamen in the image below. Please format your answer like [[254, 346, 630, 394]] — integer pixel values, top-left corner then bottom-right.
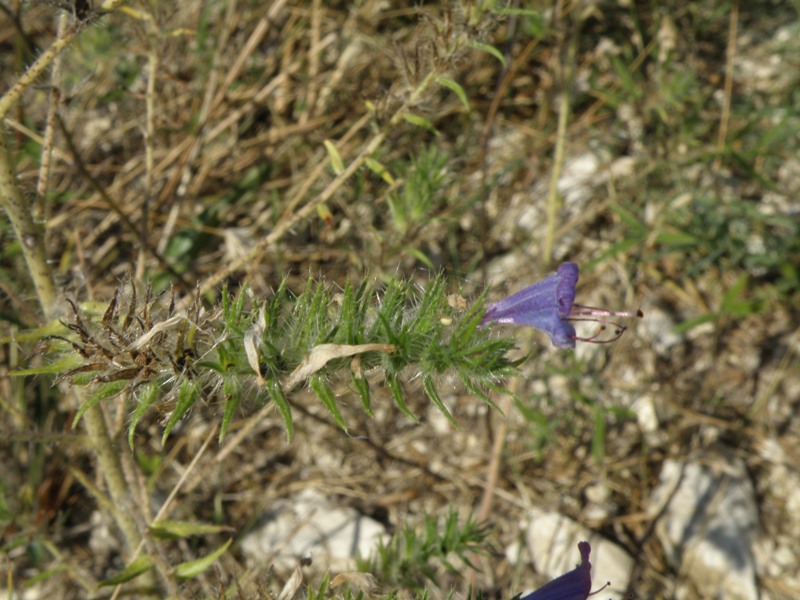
[[570, 303, 644, 319], [566, 304, 642, 345], [589, 581, 612, 596], [569, 317, 628, 344]]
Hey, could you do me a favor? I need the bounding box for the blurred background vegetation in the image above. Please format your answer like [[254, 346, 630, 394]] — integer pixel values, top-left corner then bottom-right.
[[1, 1, 799, 598]]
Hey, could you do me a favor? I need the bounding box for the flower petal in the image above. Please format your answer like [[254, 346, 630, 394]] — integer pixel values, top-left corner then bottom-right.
[[520, 541, 592, 600], [481, 262, 580, 349], [555, 262, 579, 317]]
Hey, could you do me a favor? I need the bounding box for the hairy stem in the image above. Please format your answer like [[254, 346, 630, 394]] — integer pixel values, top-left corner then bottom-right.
[[0, 4, 160, 591], [0, 135, 59, 320]]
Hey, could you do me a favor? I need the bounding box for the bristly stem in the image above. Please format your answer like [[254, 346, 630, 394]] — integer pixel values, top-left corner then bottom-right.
[[0, 3, 160, 591], [0, 135, 59, 321]]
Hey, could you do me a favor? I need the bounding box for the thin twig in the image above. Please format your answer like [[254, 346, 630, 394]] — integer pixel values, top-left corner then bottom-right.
[[138, 3, 161, 283], [714, 1, 738, 172], [185, 70, 439, 308], [301, 0, 323, 123], [542, 3, 579, 268]]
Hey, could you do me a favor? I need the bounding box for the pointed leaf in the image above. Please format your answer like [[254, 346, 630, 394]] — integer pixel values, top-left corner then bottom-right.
[[0, 317, 70, 344], [11, 354, 83, 377], [610, 202, 647, 236], [423, 375, 459, 429], [269, 379, 294, 442], [316, 202, 334, 225], [128, 383, 159, 449], [219, 376, 241, 444], [364, 157, 396, 185], [407, 247, 436, 270], [435, 76, 470, 111], [402, 113, 439, 134], [149, 519, 231, 540], [351, 371, 373, 417], [99, 555, 153, 587], [386, 374, 417, 422], [174, 538, 232, 579], [323, 139, 345, 175], [73, 381, 127, 427], [467, 40, 507, 66], [310, 375, 348, 432], [162, 381, 199, 444]]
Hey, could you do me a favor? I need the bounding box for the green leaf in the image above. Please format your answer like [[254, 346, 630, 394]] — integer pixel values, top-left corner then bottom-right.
[[162, 381, 199, 445], [269, 379, 294, 442], [610, 54, 640, 99], [128, 383, 159, 449], [655, 230, 699, 248], [219, 376, 241, 443], [99, 555, 153, 587], [386, 374, 417, 422], [323, 139, 345, 175], [423, 375, 458, 429], [466, 40, 506, 67], [673, 312, 717, 334], [174, 538, 232, 579], [351, 371, 373, 417], [610, 202, 647, 236], [149, 520, 230, 540], [402, 113, 439, 134], [591, 405, 606, 464], [11, 354, 83, 376], [365, 157, 396, 185], [435, 76, 470, 111], [404, 246, 435, 269], [73, 381, 127, 427], [721, 274, 758, 317], [0, 318, 69, 344], [310, 375, 348, 432]]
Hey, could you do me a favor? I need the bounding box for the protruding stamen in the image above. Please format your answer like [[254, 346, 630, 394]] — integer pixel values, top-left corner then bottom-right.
[[566, 303, 642, 344], [570, 303, 644, 319], [589, 581, 612, 597], [569, 317, 628, 344]]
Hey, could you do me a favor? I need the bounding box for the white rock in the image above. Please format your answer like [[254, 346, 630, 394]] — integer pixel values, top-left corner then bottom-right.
[[519, 507, 633, 599], [649, 449, 759, 600], [240, 488, 387, 572], [640, 305, 682, 354]]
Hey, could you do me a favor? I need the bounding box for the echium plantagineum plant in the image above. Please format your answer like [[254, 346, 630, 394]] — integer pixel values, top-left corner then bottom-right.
[[45, 275, 522, 444], [15, 265, 639, 598], [46, 262, 640, 444], [481, 262, 643, 349]]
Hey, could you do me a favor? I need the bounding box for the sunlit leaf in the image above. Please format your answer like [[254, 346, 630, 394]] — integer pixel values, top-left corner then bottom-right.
[[324, 139, 345, 175], [435, 76, 470, 111], [402, 113, 438, 134], [149, 519, 231, 540], [466, 40, 506, 66], [99, 556, 153, 587], [174, 539, 232, 579]]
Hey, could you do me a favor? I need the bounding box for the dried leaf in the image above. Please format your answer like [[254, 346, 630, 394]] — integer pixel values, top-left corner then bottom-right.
[[284, 343, 394, 391], [277, 563, 304, 600]]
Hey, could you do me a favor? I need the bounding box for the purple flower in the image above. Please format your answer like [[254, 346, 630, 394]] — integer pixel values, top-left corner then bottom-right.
[[520, 541, 593, 600], [481, 262, 642, 349]]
